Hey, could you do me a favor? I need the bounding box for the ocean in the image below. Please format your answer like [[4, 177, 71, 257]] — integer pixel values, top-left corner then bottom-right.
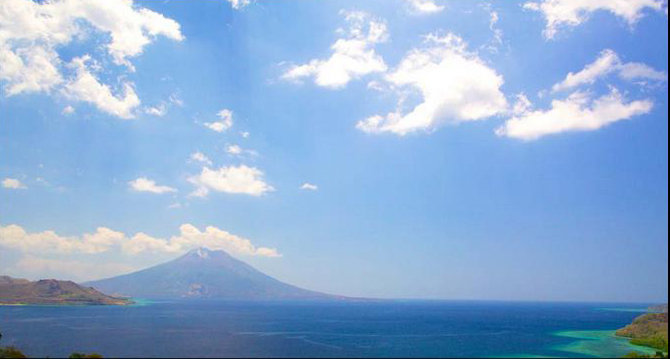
[[0, 300, 659, 358]]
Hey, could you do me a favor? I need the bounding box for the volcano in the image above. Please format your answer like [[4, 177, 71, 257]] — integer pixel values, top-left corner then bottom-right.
[[86, 248, 339, 300]]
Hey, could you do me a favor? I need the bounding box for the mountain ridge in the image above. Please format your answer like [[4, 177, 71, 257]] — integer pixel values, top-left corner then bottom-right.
[[86, 247, 345, 301], [0, 275, 131, 305]]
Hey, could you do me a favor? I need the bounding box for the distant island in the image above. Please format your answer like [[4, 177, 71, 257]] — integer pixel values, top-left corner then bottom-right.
[[0, 276, 131, 306], [86, 247, 346, 301], [617, 304, 668, 358]]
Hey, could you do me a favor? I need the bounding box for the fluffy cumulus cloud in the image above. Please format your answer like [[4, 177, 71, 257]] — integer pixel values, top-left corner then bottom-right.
[[0, 0, 183, 117], [128, 177, 177, 194], [357, 33, 507, 135], [0, 225, 125, 254], [0, 223, 280, 258], [282, 10, 388, 89], [124, 224, 281, 257], [63, 55, 140, 119], [188, 165, 274, 197], [496, 89, 653, 140], [524, 0, 665, 39], [2, 178, 26, 189], [204, 109, 234, 132], [552, 49, 667, 92], [406, 0, 445, 14]]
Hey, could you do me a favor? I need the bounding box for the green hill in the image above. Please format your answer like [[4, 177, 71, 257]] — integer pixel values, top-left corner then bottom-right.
[[616, 305, 668, 356]]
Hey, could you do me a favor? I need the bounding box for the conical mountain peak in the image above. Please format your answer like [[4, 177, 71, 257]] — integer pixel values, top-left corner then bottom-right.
[[182, 247, 235, 262], [87, 246, 338, 300]]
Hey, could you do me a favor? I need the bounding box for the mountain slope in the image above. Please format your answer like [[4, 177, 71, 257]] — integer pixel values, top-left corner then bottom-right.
[[0, 276, 131, 305], [86, 248, 340, 300], [616, 307, 668, 353]]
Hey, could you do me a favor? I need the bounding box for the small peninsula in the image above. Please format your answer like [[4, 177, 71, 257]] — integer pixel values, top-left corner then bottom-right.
[[617, 304, 668, 357], [0, 276, 131, 306]]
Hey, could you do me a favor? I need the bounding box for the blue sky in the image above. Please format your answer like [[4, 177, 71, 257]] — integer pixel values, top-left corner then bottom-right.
[[0, 0, 668, 302]]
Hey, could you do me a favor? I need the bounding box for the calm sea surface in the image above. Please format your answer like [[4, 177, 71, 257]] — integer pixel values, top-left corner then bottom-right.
[[0, 300, 657, 358]]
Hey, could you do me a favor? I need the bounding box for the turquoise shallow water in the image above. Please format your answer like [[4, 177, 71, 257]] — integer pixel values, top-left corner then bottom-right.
[[0, 301, 656, 358], [596, 307, 651, 313], [552, 330, 658, 357]]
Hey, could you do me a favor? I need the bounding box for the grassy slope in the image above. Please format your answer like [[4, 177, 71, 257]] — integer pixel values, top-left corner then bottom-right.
[[616, 311, 668, 353]]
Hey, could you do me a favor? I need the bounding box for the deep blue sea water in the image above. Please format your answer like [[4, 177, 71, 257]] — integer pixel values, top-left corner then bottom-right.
[[0, 300, 656, 358]]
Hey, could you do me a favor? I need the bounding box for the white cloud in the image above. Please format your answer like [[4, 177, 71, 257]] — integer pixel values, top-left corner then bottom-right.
[[145, 103, 167, 117], [128, 177, 177, 194], [190, 151, 213, 166], [168, 93, 183, 107], [204, 108, 234, 132], [300, 182, 318, 191], [124, 224, 281, 257], [524, 0, 665, 39], [552, 49, 667, 92], [0, 225, 125, 254], [0, 0, 182, 116], [2, 178, 27, 189], [62, 105, 75, 114], [496, 88, 653, 140], [77, 0, 183, 69], [481, 3, 504, 52], [282, 10, 388, 89], [188, 165, 274, 197], [357, 33, 507, 135], [226, 144, 243, 155], [0, 223, 280, 258], [406, 0, 445, 14], [0, 44, 63, 96], [63, 55, 140, 119], [225, 0, 251, 10], [225, 144, 257, 157], [0, 0, 184, 69], [240, 131, 250, 138]]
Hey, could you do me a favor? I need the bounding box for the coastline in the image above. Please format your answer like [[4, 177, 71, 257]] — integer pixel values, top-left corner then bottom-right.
[[0, 299, 135, 307], [552, 330, 659, 357]]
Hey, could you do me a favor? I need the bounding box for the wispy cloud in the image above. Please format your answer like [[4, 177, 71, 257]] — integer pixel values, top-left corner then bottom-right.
[[204, 109, 234, 132], [496, 89, 653, 140], [552, 49, 667, 92], [300, 182, 318, 191], [190, 151, 213, 166], [128, 177, 177, 194], [2, 178, 27, 189]]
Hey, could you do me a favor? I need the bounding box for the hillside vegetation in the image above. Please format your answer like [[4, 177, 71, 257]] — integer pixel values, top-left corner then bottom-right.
[[617, 305, 668, 357], [0, 276, 131, 305]]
